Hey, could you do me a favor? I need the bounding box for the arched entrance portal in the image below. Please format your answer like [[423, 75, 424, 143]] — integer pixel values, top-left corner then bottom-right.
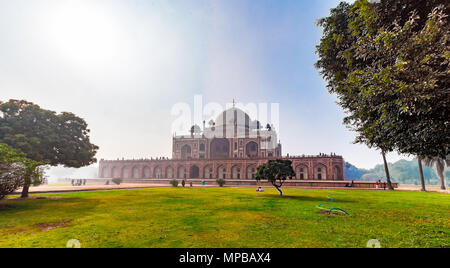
[[217, 165, 227, 179], [204, 165, 213, 179], [210, 138, 230, 159], [190, 165, 200, 179], [246, 165, 257, 179], [314, 164, 327, 180], [231, 165, 241, 179], [296, 165, 308, 180], [245, 141, 258, 158], [181, 145, 192, 159]]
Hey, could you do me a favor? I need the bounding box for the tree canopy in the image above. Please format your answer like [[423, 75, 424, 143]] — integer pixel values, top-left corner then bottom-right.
[[255, 159, 295, 196], [0, 99, 99, 167], [316, 0, 449, 160]]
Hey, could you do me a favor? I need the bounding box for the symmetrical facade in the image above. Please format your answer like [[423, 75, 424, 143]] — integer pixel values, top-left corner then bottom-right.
[[99, 107, 344, 181]]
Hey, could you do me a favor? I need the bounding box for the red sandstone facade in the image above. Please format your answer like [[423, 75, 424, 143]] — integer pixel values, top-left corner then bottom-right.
[[98, 107, 345, 181], [99, 155, 344, 181]]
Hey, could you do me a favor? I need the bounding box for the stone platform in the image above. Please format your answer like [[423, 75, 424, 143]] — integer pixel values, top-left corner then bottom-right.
[[59, 178, 398, 189]]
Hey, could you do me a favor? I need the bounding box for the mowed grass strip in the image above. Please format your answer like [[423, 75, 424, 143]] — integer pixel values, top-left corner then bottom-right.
[[0, 188, 448, 248]]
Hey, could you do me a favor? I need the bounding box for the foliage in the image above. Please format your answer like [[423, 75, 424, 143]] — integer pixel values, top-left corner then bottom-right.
[[0, 188, 448, 248], [0, 99, 99, 167], [0, 143, 44, 199], [216, 179, 226, 187], [0, 162, 25, 199], [0, 99, 99, 197], [170, 179, 179, 187], [255, 159, 295, 196], [316, 0, 449, 187], [348, 4, 449, 159]]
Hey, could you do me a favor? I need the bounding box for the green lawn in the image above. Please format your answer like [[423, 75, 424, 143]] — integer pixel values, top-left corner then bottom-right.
[[0, 187, 448, 248]]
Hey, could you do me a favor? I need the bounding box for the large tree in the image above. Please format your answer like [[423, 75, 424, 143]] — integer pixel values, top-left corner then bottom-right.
[[0, 100, 99, 197], [423, 157, 450, 190], [315, 1, 395, 189], [316, 0, 449, 189], [255, 159, 295, 196]]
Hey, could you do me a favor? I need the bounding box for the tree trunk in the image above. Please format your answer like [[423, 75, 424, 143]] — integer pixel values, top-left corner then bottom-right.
[[381, 151, 394, 190], [274, 185, 283, 196], [21, 183, 30, 198], [436, 161, 446, 190], [20, 168, 33, 198], [417, 158, 426, 192]]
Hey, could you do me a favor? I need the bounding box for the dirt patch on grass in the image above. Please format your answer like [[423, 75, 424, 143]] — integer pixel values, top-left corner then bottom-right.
[[318, 210, 343, 216], [2, 219, 73, 235], [36, 219, 72, 232]]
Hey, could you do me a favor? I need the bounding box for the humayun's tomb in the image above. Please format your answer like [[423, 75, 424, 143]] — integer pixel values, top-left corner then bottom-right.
[[98, 107, 348, 187]]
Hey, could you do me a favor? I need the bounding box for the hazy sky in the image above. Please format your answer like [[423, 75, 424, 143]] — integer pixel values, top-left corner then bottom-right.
[[0, 0, 412, 177]]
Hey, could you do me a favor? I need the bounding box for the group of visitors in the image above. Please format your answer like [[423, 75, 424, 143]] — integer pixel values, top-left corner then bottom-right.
[[180, 180, 195, 188], [71, 179, 87, 186], [345, 180, 355, 187], [375, 180, 387, 190]]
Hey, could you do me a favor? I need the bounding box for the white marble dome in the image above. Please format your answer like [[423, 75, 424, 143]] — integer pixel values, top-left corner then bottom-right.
[[215, 107, 250, 128]]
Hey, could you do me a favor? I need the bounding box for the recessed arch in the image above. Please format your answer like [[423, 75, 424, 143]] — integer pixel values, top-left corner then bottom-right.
[[178, 166, 186, 179], [132, 166, 140, 179], [154, 166, 162, 179], [143, 166, 151, 178], [210, 138, 230, 159], [246, 164, 257, 179], [190, 165, 200, 179], [296, 165, 308, 180], [121, 166, 130, 179], [217, 165, 227, 179], [245, 141, 258, 158], [231, 165, 241, 179], [111, 167, 120, 178], [166, 166, 174, 179], [314, 164, 327, 180], [204, 165, 213, 179], [101, 167, 108, 178], [181, 144, 192, 159]]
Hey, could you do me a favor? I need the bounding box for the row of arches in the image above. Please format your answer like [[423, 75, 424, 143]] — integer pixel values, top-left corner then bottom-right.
[[179, 139, 260, 159], [102, 163, 342, 180]]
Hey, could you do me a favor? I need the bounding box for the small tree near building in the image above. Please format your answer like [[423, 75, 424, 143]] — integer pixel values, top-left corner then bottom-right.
[[255, 159, 295, 197], [0, 143, 44, 199]]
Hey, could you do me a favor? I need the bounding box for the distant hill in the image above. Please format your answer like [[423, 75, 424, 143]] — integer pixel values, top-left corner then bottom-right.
[[345, 159, 449, 186]]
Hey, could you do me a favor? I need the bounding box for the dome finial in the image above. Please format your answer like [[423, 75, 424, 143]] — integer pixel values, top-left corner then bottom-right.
[[232, 98, 236, 108]]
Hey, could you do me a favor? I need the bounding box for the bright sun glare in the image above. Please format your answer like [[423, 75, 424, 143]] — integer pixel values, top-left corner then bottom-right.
[[45, 2, 120, 64]]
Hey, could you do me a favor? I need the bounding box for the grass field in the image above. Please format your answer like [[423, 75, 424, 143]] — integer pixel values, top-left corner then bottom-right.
[[0, 187, 448, 248]]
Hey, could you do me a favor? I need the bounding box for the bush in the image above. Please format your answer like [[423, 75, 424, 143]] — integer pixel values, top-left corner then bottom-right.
[[0, 143, 44, 200], [112, 178, 123, 185], [216, 179, 226, 187], [0, 162, 26, 200], [170, 179, 179, 187]]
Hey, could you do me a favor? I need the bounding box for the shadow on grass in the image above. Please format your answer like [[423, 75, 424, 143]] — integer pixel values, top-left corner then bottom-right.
[[264, 194, 355, 203], [0, 197, 98, 215]]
